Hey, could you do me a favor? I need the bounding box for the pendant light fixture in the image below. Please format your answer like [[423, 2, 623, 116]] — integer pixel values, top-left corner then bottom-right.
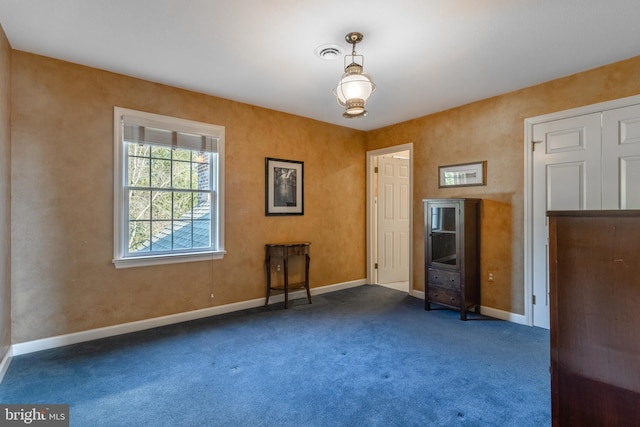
[[335, 32, 376, 118]]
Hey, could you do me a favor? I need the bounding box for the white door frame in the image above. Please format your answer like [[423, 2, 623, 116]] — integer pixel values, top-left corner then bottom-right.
[[366, 143, 415, 294], [523, 93, 640, 326]]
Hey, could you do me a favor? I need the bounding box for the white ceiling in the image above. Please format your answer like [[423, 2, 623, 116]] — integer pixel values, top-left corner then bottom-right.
[[1, 0, 640, 131]]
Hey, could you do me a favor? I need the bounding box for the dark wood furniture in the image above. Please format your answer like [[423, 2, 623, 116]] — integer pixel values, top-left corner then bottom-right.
[[423, 198, 480, 320], [265, 242, 311, 309], [548, 210, 640, 426]]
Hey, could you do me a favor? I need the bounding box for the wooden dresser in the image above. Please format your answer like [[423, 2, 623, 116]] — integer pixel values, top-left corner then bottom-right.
[[548, 210, 640, 426]]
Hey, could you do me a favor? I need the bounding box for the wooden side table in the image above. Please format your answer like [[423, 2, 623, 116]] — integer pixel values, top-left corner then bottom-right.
[[265, 242, 311, 309]]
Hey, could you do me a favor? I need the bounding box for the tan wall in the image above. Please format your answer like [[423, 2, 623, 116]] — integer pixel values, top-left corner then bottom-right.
[[366, 55, 640, 314], [0, 25, 11, 359], [9, 46, 640, 344], [11, 52, 366, 343]]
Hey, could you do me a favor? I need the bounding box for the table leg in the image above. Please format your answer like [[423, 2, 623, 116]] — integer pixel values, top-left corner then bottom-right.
[[283, 256, 289, 309], [264, 257, 271, 306], [304, 254, 312, 304]]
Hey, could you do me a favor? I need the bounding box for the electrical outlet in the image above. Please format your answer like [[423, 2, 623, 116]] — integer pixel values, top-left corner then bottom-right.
[[488, 271, 494, 282], [276, 264, 281, 272], [209, 293, 215, 300]]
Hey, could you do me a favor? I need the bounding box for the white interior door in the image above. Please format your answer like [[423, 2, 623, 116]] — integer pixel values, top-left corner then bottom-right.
[[532, 113, 602, 329], [377, 155, 410, 284]]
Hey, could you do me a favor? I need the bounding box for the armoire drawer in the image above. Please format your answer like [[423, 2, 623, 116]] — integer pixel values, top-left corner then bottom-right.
[[428, 286, 461, 307], [427, 269, 460, 290]]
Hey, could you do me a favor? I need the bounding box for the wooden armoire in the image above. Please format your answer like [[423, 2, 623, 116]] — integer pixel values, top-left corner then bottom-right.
[[423, 198, 480, 320], [547, 210, 640, 426]]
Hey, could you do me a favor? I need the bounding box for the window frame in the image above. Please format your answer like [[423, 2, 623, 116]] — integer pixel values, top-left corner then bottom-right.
[[113, 107, 225, 268]]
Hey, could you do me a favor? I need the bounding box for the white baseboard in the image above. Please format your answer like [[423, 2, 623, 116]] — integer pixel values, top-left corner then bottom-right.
[[409, 289, 425, 300], [478, 305, 528, 325], [406, 289, 528, 325], [312, 279, 366, 295], [0, 347, 12, 383], [11, 279, 367, 357]]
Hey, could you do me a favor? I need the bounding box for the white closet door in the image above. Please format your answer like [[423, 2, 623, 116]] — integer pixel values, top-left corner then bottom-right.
[[531, 113, 602, 328]]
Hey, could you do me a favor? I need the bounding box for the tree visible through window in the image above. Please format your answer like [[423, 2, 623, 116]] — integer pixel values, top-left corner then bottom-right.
[[113, 107, 225, 268], [127, 144, 213, 253]]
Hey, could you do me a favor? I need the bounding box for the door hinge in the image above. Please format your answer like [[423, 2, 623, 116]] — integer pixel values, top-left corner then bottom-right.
[[532, 295, 536, 305], [374, 263, 378, 269], [374, 166, 378, 173], [532, 140, 543, 152]]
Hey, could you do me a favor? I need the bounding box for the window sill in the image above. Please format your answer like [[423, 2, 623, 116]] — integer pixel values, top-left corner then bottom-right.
[[112, 250, 226, 269]]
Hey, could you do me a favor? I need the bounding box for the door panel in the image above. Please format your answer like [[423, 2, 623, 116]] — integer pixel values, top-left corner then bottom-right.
[[377, 156, 410, 284], [547, 127, 587, 153], [621, 157, 640, 208], [546, 162, 585, 210], [602, 104, 640, 209]]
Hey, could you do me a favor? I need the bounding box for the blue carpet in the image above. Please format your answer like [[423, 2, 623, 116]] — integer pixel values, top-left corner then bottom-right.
[[0, 285, 550, 426]]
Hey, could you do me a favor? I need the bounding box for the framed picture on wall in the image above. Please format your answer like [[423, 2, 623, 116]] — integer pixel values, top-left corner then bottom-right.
[[265, 157, 304, 216], [439, 161, 487, 188]]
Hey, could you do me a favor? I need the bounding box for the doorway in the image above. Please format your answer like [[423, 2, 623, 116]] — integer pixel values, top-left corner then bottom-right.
[[366, 143, 413, 294]]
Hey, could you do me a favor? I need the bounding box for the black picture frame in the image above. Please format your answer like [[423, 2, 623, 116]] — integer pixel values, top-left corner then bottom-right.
[[265, 157, 304, 216]]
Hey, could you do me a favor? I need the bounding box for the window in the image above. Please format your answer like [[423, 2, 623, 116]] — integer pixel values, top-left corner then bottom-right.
[[113, 107, 225, 268]]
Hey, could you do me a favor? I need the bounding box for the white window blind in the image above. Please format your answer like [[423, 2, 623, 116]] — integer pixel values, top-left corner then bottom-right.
[[122, 118, 220, 153]]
